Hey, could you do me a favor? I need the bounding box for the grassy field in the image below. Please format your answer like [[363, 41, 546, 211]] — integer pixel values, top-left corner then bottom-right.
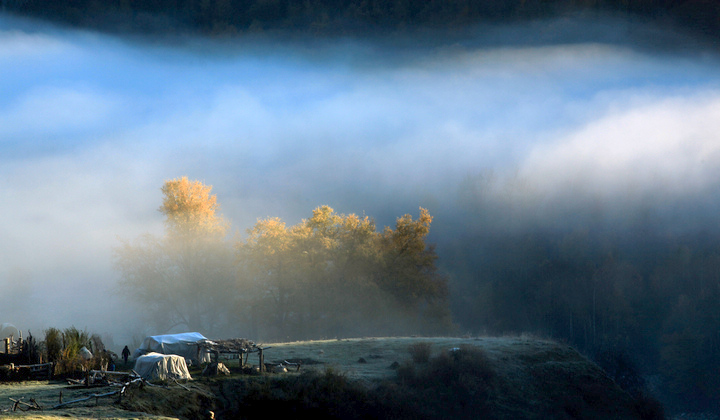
[[263, 336, 479, 379], [0, 336, 654, 419]]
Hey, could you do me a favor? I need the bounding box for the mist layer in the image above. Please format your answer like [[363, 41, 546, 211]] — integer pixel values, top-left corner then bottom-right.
[[1, 13, 718, 344]]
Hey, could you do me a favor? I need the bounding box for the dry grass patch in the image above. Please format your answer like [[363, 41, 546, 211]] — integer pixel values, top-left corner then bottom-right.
[[120, 382, 215, 420]]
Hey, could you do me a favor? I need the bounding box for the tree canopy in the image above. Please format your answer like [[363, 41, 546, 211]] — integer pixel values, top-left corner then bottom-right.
[[116, 179, 450, 341], [236, 205, 450, 340], [159, 176, 228, 239]]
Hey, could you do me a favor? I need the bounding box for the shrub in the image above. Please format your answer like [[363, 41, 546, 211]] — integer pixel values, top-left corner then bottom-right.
[[42, 326, 103, 377], [633, 390, 666, 420], [238, 368, 377, 419], [43, 328, 62, 363], [407, 342, 432, 363], [61, 326, 90, 360], [391, 345, 497, 418], [594, 348, 645, 394]]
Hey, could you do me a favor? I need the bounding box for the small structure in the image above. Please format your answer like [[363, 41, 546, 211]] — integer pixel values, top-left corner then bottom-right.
[[133, 352, 191, 381], [0, 325, 40, 368], [196, 338, 272, 371], [134, 332, 211, 365], [197, 338, 257, 362], [1, 323, 20, 355]]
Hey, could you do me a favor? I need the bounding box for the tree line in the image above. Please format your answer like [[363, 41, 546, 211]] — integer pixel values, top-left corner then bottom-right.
[[452, 228, 720, 414], [114, 176, 451, 343], [3, 0, 720, 37], [446, 174, 720, 415]]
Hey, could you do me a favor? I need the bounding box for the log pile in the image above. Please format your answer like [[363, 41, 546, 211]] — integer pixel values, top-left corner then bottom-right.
[[9, 397, 41, 412], [3, 370, 145, 413], [53, 371, 147, 409]]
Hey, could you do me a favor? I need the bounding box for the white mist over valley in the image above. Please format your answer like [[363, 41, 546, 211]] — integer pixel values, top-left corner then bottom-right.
[[1, 12, 720, 349]]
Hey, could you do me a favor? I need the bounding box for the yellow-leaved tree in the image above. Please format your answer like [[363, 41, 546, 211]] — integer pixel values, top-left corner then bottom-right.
[[159, 176, 228, 239], [236, 205, 451, 340], [114, 177, 235, 337]]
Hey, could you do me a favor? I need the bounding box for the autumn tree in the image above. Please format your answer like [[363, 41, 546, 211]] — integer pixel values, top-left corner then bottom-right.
[[159, 176, 228, 239], [236, 206, 450, 341], [114, 176, 235, 337], [377, 208, 446, 303], [236, 217, 304, 339]]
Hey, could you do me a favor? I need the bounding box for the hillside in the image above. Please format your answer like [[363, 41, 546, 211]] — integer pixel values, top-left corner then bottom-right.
[[0, 336, 659, 419], [247, 336, 654, 419]]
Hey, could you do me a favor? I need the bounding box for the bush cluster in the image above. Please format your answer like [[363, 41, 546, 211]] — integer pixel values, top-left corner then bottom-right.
[[42, 327, 111, 377], [407, 342, 433, 364]]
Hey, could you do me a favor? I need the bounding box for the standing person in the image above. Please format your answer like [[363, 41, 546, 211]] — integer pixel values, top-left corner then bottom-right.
[[122, 345, 131, 364]]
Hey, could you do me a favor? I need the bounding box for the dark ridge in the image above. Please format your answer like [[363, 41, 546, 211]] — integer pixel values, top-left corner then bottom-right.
[[1, 0, 719, 42]]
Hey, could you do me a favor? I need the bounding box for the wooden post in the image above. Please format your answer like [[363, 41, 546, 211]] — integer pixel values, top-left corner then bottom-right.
[[258, 348, 265, 373]]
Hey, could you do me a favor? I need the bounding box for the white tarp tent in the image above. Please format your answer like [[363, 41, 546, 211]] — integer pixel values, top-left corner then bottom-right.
[[134, 332, 211, 364], [134, 352, 191, 381]]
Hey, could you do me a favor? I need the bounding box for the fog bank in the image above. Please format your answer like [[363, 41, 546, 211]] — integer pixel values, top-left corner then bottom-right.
[[1, 13, 719, 347]]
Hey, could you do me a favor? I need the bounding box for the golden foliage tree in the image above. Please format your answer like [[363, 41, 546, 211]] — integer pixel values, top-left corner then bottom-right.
[[236, 206, 450, 340], [159, 176, 228, 239], [378, 208, 448, 306], [115, 177, 234, 336]]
